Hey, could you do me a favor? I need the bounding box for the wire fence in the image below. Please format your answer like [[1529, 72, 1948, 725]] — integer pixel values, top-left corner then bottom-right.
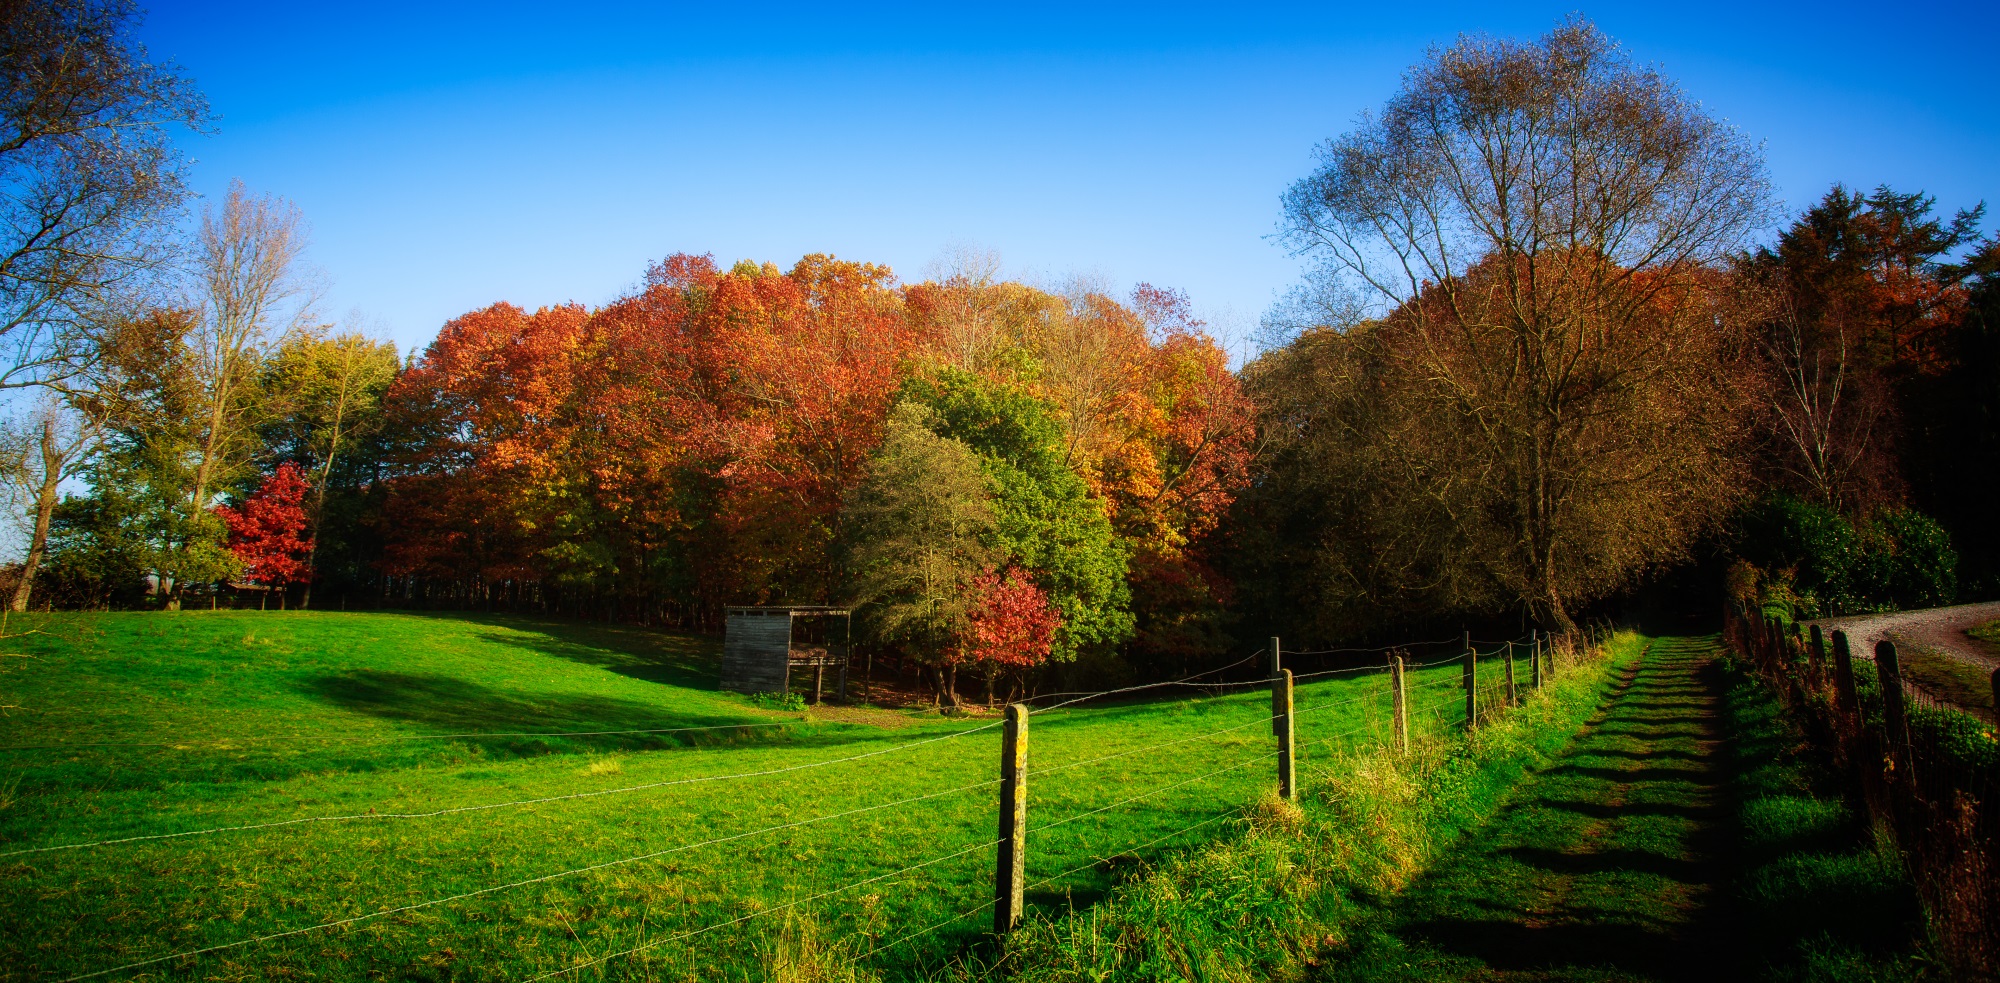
[[1725, 605, 1998, 979], [23, 629, 1584, 982]]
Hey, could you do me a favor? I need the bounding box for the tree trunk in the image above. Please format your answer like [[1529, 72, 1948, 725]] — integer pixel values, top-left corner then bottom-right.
[[9, 451, 61, 613]]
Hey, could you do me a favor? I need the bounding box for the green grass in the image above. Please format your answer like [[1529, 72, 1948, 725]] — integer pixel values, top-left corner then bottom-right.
[[1893, 640, 1997, 719], [0, 611, 1497, 982], [1966, 619, 2000, 645], [1723, 654, 1932, 980], [926, 633, 1644, 982]]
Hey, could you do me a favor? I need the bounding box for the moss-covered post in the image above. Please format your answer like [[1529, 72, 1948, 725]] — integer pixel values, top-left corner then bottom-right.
[[993, 703, 1028, 937], [1275, 669, 1295, 799], [1391, 653, 1408, 753], [1463, 631, 1477, 731], [1504, 641, 1517, 706], [1531, 630, 1542, 690]]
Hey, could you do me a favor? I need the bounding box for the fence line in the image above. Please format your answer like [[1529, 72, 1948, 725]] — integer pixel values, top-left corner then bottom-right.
[[56, 773, 1011, 982], [40, 626, 1591, 980], [5, 719, 1005, 857]]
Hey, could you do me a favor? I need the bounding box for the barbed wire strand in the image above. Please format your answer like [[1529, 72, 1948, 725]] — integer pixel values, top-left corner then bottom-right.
[[864, 807, 1248, 959], [519, 836, 1004, 982], [1030, 748, 1281, 835], [7, 719, 1005, 858], [1031, 713, 1272, 778], [55, 775, 1007, 982], [1023, 651, 1262, 712]]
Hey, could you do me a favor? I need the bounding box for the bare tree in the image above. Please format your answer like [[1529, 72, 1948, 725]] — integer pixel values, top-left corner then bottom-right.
[[1274, 17, 1771, 631], [0, 0, 208, 392], [2, 394, 101, 610], [154, 181, 316, 607]]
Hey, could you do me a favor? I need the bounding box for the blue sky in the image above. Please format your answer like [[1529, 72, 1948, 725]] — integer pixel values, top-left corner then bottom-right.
[[137, 1, 1998, 359]]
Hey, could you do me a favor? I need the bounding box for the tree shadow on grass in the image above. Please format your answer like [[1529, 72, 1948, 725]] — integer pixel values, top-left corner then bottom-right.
[[299, 669, 802, 756], [398, 612, 724, 690]]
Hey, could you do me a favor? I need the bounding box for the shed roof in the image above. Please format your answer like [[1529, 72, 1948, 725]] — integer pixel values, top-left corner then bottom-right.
[[725, 605, 852, 617]]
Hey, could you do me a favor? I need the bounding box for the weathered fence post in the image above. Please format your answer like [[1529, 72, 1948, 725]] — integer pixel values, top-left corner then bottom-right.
[[993, 703, 1029, 937], [1876, 640, 1908, 756], [1391, 653, 1408, 753], [1504, 641, 1517, 706], [1270, 636, 1283, 736], [1530, 630, 1542, 690], [1831, 629, 1858, 717], [1274, 669, 1295, 799], [1463, 631, 1477, 731]]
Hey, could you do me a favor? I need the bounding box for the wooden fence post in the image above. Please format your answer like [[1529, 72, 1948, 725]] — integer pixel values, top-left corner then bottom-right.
[[1876, 640, 1908, 755], [1275, 669, 1295, 799], [1462, 631, 1477, 731], [1530, 630, 1541, 690], [1391, 653, 1408, 753], [1504, 641, 1517, 706], [1271, 636, 1283, 736], [993, 703, 1029, 937], [1831, 629, 1858, 717]]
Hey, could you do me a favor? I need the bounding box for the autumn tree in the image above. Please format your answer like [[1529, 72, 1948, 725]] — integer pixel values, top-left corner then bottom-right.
[[965, 566, 1060, 703], [842, 401, 998, 705], [902, 367, 1131, 659], [1272, 17, 1770, 632], [262, 329, 398, 607], [215, 460, 313, 606]]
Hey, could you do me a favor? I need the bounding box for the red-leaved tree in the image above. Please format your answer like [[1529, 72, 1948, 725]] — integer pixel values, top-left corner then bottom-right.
[[964, 567, 1062, 702], [217, 462, 316, 592]]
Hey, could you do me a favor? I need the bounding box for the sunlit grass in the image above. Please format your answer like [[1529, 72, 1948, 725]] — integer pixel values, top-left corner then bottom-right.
[[0, 611, 1482, 981]]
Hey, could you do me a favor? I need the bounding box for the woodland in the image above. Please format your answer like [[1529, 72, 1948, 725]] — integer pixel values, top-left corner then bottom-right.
[[5, 7, 1997, 705]]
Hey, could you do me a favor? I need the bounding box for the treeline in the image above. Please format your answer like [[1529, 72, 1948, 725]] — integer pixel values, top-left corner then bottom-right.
[[7, 9, 1997, 697], [1232, 19, 1997, 642]]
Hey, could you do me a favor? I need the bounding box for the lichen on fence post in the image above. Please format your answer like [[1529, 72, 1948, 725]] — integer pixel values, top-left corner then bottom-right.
[[993, 703, 1029, 937]]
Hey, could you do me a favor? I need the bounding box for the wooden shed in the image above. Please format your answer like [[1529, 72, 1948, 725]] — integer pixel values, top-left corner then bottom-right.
[[722, 606, 853, 701]]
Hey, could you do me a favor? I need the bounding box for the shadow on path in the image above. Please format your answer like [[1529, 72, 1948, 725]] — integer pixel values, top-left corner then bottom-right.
[[1323, 636, 1739, 982]]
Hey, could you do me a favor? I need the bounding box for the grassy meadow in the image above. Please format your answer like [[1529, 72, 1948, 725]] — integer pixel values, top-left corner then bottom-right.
[[0, 611, 1491, 981]]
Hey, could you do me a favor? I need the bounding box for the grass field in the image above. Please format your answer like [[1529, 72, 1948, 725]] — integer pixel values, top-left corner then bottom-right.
[[0, 611, 1499, 982]]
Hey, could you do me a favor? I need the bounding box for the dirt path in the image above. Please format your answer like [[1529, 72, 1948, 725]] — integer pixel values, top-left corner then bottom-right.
[[1326, 637, 1735, 982], [1812, 600, 2000, 672], [1812, 600, 2000, 720]]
